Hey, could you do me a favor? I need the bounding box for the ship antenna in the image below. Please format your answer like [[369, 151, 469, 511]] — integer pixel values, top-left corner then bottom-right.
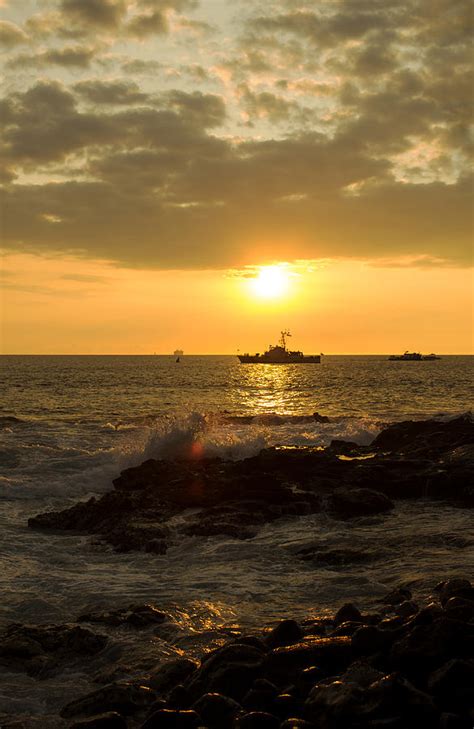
[[280, 330, 291, 349]]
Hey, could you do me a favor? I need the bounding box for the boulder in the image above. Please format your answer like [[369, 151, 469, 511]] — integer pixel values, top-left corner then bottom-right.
[[192, 692, 241, 727]]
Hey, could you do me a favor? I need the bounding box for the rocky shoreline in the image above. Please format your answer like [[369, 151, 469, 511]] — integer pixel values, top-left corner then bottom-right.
[[1, 415, 473, 727], [28, 415, 474, 553], [1, 578, 473, 728]]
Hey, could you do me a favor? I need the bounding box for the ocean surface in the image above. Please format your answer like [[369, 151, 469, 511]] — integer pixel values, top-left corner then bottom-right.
[[0, 355, 473, 723]]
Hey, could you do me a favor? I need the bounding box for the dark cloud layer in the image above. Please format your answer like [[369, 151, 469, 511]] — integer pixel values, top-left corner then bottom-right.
[[0, 0, 472, 269]]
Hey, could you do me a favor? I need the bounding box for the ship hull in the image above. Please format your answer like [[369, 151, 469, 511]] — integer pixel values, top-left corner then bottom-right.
[[238, 355, 320, 364]]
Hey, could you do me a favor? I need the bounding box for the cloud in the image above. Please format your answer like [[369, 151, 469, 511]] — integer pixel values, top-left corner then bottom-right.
[[60, 0, 127, 29], [74, 79, 149, 104], [8, 45, 98, 69], [0, 20, 28, 47], [0, 0, 472, 272]]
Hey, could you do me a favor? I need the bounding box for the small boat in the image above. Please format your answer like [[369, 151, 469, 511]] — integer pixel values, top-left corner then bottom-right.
[[238, 331, 321, 364], [388, 351, 441, 361]]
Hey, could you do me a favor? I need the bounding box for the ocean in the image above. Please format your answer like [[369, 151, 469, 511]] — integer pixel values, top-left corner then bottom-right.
[[0, 354, 473, 723]]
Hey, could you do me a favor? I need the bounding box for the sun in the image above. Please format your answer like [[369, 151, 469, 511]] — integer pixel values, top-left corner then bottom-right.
[[251, 265, 290, 299]]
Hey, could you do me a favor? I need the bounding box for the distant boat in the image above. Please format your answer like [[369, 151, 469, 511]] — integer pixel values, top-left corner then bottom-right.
[[238, 331, 321, 364], [173, 349, 184, 356], [388, 351, 441, 361]]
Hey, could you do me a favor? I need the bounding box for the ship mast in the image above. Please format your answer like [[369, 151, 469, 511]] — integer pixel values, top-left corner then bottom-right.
[[279, 330, 291, 349]]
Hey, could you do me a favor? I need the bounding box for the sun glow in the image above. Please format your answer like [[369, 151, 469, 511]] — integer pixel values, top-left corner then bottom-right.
[[250, 265, 290, 299]]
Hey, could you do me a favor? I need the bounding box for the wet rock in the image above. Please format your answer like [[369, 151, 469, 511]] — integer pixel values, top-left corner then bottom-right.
[[313, 412, 330, 423], [0, 623, 107, 676], [70, 713, 128, 729], [408, 602, 444, 627], [280, 720, 312, 729], [140, 708, 201, 728], [167, 684, 191, 709], [371, 415, 474, 457], [148, 658, 198, 693], [328, 488, 394, 518], [187, 643, 265, 701], [61, 682, 155, 719], [379, 587, 412, 605], [305, 680, 365, 726], [263, 637, 352, 683], [352, 626, 390, 656], [427, 658, 474, 711], [394, 601, 418, 619], [265, 620, 303, 649], [439, 712, 472, 729], [28, 416, 474, 554], [444, 596, 474, 622], [192, 692, 241, 727], [236, 712, 280, 729], [79, 604, 168, 628], [273, 692, 302, 719], [341, 660, 384, 688], [437, 577, 473, 606], [334, 603, 363, 627], [390, 618, 474, 676]]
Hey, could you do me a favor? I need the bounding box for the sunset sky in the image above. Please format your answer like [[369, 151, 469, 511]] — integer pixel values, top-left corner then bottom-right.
[[1, 0, 473, 354]]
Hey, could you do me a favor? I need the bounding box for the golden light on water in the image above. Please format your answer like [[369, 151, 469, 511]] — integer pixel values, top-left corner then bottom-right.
[[250, 265, 291, 299]]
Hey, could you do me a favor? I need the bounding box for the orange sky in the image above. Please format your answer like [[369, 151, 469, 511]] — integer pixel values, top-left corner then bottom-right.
[[1, 253, 472, 354], [0, 1, 472, 353]]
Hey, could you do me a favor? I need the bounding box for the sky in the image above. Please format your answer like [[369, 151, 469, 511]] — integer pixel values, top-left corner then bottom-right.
[[0, 0, 473, 354]]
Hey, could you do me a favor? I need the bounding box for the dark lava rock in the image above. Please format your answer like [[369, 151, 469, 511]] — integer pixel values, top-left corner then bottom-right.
[[439, 713, 472, 729], [69, 713, 128, 729], [306, 672, 437, 728], [328, 488, 394, 518], [236, 712, 280, 729], [390, 618, 474, 676], [371, 415, 474, 457], [313, 412, 331, 423], [27, 416, 474, 554], [444, 596, 474, 622], [263, 637, 352, 683], [192, 692, 241, 727], [140, 708, 201, 728], [148, 658, 198, 693], [437, 577, 473, 606], [352, 626, 391, 656], [167, 684, 191, 709], [379, 587, 412, 605], [394, 600, 418, 619], [61, 683, 155, 719], [334, 603, 363, 627], [427, 658, 474, 711], [0, 623, 107, 676], [79, 604, 168, 628], [265, 620, 304, 649], [187, 643, 265, 701]]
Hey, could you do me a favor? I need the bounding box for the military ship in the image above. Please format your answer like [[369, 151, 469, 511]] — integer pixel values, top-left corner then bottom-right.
[[238, 331, 321, 364]]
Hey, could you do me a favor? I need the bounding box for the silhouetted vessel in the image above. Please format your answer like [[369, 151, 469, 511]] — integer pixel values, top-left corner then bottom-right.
[[389, 351, 441, 361], [238, 331, 321, 364], [173, 349, 184, 356]]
